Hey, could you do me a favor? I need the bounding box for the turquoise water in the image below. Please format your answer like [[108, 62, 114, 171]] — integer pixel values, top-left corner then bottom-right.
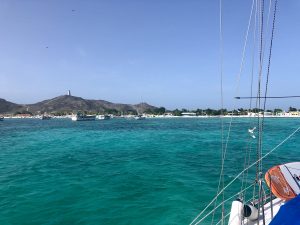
[[0, 118, 299, 225]]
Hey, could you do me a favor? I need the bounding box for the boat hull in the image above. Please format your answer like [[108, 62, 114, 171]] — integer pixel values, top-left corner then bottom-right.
[[41, 116, 51, 120], [71, 115, 96, 121], [96, 115, 110, 120], [134, 116, 146, 120]]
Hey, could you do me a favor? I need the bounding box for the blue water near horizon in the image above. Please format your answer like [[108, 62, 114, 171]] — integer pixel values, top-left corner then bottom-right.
[[0, 118, 299, 225]]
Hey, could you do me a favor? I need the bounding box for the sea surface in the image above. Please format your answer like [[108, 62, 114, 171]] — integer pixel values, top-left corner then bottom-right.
[[0, 118, 299, 225]]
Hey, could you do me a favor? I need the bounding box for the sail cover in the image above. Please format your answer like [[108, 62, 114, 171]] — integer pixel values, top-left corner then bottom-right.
[[269, 194, 300, 225], [265, 162, 300, 200]]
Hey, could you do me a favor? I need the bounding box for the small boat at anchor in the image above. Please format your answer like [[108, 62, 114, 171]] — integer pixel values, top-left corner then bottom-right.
[[96, 115, 110, 120], [71, 113, 96, 121], [134, 115, 146, 120], [41, 115, 51, 120]]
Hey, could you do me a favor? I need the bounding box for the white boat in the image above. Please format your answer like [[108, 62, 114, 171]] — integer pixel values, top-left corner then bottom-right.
[[71, 113, 96, 121], [189, 1, 300, 225], [0, 116, 4, 121], [96, 115, 110, 120], [134, 115, 146, 120], [135, 108, 146, 120], [41, 115, 51, 120]]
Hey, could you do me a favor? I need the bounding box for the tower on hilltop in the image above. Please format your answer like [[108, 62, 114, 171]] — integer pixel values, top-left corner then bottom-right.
[[67, 90, 71, 96]]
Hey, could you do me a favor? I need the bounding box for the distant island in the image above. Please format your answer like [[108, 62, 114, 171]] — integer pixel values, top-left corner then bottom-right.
[[0, 95, 160, 116], [0, 94, 299, 117]]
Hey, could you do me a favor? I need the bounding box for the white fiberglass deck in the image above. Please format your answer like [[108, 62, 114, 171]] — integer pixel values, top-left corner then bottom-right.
[[244, 198, 284, 225]]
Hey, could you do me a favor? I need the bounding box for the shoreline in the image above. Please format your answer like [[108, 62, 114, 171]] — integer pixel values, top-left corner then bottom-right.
[[3, 115, 300, 119]]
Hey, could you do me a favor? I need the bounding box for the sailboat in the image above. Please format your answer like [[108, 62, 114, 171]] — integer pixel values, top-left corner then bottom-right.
[[134, 106, 146, 120], [134, 114, 146, 120], [190, 0, 300, 224]]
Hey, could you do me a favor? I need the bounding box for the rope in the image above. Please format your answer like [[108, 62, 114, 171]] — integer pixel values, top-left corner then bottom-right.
[[189, 124, 300, 225]]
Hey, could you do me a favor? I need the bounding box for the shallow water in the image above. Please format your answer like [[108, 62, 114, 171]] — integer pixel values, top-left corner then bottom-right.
[[0, 118, 299, 225]]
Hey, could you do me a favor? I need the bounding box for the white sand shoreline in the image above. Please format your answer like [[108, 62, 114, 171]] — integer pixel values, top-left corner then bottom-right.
[[3, 115, 300, 119]]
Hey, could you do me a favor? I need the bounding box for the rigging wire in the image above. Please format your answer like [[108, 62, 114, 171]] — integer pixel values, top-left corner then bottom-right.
[[210, 0, 225, 223], [256, 0, 265, 223], [197, 183, 256, 225], [192, 0, 279, 224], [219, 0, 225, 222], [240, 0, 258, 198], [211, 0, 256, 224], [260, 1, 278, 223], [261, 0, 274, 70], [257, 0, 264, 180], [263, 0, 278, 113], [215, 194, 261, 225], [235, 95, 300, 99], [258, 0, 278, 222], [189, 124, 300, 225], [251, 0, 260, 204]]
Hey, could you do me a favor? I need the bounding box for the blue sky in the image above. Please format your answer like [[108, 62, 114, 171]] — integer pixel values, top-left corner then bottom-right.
[[0, 0, 299, 110]]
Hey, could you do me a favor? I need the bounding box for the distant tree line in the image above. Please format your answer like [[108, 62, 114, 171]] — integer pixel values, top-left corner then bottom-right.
[[167, 106, 299, 116], [14, 110, 33, 115], [12, 106, 300, 116]]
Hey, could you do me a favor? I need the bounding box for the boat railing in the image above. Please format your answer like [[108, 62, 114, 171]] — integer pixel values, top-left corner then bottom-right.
[[214, 193, 262, 225], [190, 126, 300, 225], [192, 183, 256, 225], [215, 197, 257, 225], [198, 181, 276, 225]]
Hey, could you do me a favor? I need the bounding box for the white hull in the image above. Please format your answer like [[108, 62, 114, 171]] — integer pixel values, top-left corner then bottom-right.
[[71, 115, 96, 121], [41, 116, 51, 120], [96, 115, 110, 120], [134, 115, 146, 120], [245, 198, 283, 225], [228, 198, 284, 225]]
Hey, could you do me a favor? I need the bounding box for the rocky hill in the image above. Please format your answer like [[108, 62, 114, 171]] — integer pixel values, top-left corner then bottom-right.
[[0, 98, 23, 114], [0, 95, 158, 114]]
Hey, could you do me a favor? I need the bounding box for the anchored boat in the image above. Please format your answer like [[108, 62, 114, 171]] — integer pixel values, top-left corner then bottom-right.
[[134, 115, 146, 120], [71, 113, 96, 121], [96, 115, 110, 120], [40, 115, 51, 120]]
